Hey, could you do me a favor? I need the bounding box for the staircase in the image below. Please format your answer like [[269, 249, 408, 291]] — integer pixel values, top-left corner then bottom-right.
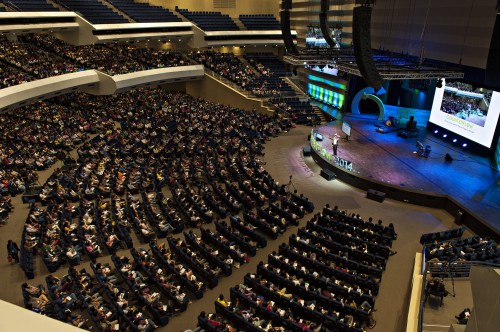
[[421, 324, 451, 332], [100, 0, 133, 22], [172, 9, 190, 22], [283, 76, 307, 97], [313, 105, 328, 124], [232, 17, 246, 30], [237, 56, 261, 75], [47, 0, 66, 12]]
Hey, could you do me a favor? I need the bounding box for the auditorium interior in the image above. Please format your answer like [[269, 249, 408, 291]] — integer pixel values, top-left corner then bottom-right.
[[0, 1, 499, 332]]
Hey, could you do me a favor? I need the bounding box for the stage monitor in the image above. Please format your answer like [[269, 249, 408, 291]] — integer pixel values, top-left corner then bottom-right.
[[342, 121, 351, 137], [306, 26, 342, 49], [430, 79, 500, 148]]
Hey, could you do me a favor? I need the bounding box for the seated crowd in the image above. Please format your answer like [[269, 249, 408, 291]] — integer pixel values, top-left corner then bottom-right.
[[426, 236, 499, 263], [0, 33, 190, 86], [190, 51, 294, 98], [15, 87, 321, 331], [1, 91, 120, 223], [269, 97, 320, 125], [198, 204, 397, 332]]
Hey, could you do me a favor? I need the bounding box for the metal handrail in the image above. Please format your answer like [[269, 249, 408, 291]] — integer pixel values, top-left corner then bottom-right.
[[5, 1, 20, 11]]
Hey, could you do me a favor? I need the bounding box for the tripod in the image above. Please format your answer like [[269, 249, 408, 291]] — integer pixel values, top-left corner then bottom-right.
[[446, 259, 457, 298]]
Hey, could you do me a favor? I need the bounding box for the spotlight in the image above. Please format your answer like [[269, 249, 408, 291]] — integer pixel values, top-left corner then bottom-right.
[[434, 130, 439, 134], [436, 79, 443, 88], [443, 134, 447, 138], [462, 143, 468, 148], [453, 139, 457, 143]]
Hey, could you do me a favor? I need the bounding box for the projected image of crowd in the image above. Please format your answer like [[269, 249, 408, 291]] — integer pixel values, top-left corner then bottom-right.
[[440, 93, 488, 128]]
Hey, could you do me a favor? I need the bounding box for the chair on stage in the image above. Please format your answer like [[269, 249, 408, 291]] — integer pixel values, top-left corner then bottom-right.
[[416, 141, 431, 158], [422, 145, 431, 157], [416, 141, 424, 155]]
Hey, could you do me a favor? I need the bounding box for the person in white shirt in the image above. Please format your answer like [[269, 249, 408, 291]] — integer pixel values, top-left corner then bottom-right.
[[330, 133, 340, 156]]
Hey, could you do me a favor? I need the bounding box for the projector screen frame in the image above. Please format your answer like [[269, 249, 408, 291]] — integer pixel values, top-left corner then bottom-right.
[[429, 79, 500, 149]]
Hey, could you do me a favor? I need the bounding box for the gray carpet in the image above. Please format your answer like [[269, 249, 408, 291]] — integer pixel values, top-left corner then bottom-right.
[[0, 124, 461, 332]]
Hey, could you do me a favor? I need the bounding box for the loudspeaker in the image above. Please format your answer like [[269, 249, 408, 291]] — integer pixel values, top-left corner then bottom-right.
[[280, 10, 298, 54], [320, 169, 336, 181], [282, 0, 292, 10], [303, 146, 312, 156], [352, 6, 384, 91], [485, 12, 500, 87], [445, 153, 453, 162], [367, 189, 385, 202], [319, 0, 337, 48]]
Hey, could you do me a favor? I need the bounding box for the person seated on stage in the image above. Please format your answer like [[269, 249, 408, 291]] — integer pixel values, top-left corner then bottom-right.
[[455, 308, 471, 324]]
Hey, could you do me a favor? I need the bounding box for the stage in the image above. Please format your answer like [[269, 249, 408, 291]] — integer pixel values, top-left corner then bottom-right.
[[309, 114, 500, 238]]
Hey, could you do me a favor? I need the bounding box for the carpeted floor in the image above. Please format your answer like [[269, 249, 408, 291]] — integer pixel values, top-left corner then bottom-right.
[[0, 124, 460, 332]]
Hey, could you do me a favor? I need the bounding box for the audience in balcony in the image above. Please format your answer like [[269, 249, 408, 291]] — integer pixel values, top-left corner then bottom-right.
[[190, 50, 294, 97], [0, 33, 190, 87], [0, 36, 78, 79]]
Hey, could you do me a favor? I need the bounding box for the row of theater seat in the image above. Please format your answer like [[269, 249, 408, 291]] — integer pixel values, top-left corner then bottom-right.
[[199, 205, 394, 331], [177, 9, 239, 31], [55, 0, 129, 24], [239, 14, 281, 30], [420, 227, 465, 244], [109, 0, 181, 23], [3, 0, 58, 11]]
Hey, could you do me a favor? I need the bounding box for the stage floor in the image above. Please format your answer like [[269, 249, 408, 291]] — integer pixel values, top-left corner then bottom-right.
[[313, 114, 500, 234]]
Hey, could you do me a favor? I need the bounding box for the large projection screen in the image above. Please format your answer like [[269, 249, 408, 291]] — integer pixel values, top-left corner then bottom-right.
[[430, 79, 500, 148]]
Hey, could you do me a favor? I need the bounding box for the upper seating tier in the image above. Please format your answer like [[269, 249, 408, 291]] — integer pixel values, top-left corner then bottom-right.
[[239, 14, 281, 30], [109, 0, 181, 23], [54, 0, 129, 24], [177, 9, 238, 31], [2, 0, 58, 12]]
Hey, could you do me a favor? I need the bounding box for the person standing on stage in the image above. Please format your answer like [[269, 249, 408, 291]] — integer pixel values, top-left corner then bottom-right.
[[330, 133, 339, 156]]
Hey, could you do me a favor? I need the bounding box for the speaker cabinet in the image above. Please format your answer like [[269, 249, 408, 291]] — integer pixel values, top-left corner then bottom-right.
[[367, 189, 385, 202], [319, 0, 337, 48], [485, 13, 500, 87], [320, 169, 336, 181], [282, 0, 292, 10], [280, 10, 298, 54], [352, 6, 384, 91], [303, 146, 312, 156]]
